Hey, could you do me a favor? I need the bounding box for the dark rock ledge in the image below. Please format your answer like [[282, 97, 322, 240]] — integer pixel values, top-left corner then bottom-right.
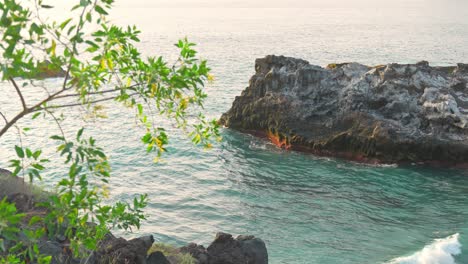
[[0, 170, 268, 264], [220, 55, 468, 167]]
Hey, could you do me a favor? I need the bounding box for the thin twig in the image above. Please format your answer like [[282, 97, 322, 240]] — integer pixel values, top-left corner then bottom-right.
[[33, 92, 139, 112], [44, 108, 67, 142], [53, 87, 125, 99], [10, 77, 27, 110], [62, 61, 73, 91], [14, 124, 26, 181], [0, 111, 8, 124], [34, 0, 71, 48]]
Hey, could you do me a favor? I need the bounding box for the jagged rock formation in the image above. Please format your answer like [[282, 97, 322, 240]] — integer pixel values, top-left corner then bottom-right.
[[220, 55, 468, 166]]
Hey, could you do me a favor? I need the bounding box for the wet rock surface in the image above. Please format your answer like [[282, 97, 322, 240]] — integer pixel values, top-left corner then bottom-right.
[[220, 55, 468, 166]]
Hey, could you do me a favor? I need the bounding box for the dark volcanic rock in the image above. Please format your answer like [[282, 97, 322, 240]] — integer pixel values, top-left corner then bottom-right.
[[179, 233, 268, 264], [147, 251, 171, 264], [179, 243, 209, 264], [37, 240, 78, 264], [6, 193, 34, 212], [0, 169, 34, 198], [206, 232, 268, 264], [220, 55, 468, 166], [93, 234, 154, 264]]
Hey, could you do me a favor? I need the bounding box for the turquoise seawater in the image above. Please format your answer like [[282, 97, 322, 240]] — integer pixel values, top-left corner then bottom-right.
[[1, 3, 468, 263]]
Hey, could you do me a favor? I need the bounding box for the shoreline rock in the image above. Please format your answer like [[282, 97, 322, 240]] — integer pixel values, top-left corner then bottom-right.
[[179, 232, 268, 264], [220, 55, 468, 167], [0, 170, 268, 264], [34, 60, 67, 79]]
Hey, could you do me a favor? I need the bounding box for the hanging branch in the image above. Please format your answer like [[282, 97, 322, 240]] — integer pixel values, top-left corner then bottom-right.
[[33, 92, 140, 112], [10, 77, 27, 110]]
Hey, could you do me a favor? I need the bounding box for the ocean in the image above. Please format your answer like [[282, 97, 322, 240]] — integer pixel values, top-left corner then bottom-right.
[[1, 3, 468, 263]]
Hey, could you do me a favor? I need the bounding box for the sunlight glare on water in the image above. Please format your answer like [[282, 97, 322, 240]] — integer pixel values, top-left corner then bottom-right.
[[1, 3, 468, 263]]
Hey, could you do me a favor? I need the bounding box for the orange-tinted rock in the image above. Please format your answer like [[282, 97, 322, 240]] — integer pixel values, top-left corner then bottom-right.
[[220, 55, 468, 166]]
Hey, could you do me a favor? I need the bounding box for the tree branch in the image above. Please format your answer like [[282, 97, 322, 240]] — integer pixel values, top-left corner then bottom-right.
[[0, 110, 30, 138], [0, 87, 70, 138], [53, 87, 125, 100], [52, 81, 144, 101], [10, 77, 27, 110], [62, 61, 72, 91], [0, 80, 142, 138], [33, 92, 139, 112]]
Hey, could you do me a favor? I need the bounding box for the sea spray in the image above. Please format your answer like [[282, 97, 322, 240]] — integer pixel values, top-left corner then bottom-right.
[[388, 234, 461, 264]]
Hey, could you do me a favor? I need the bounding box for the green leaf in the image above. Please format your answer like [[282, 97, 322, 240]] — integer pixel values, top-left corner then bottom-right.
[[94, 5, 108, 15], [137, 104, 143, 116], [60, 18, 72, 30], [41, 4, 54, 9], [12, 166, 21, 176], [15, 146, 24, 158], [50, 135, 65, 141], [28, 216, 42, 226], [0, 238, 4, 252], [30, 23, 43, 35], [32, 164, 45, 170], [26, 148, 33, 158], [67, 25, 77, 35], [32, 112, 41, 120], [33, 150, 42, 159], [77, 128, 84, 141]]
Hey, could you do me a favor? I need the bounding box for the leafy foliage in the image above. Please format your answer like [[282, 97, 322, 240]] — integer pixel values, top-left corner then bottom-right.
[[0, 0, 220, 153], [0, 0, 219, 262], [0, 199, 51, 264], [0, 198, 24, 252]]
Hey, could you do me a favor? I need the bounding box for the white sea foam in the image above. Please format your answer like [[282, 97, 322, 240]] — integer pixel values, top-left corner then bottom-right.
[[388, 234, 461, 264]]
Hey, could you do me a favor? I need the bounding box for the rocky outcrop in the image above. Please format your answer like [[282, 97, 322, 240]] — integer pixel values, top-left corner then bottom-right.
[[34, 60, 67, 79], [220, 55, 468, 166], [178, 232, 268, 264], [92, 234, 155, 264], [1, 170, 269, 264]]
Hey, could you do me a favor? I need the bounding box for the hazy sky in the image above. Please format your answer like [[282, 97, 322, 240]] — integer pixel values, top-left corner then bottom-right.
[[42, 0, 466, 9], [113, 0, 462, 8]]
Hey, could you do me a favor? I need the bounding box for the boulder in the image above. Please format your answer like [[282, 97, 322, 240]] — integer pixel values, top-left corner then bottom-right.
[[184, 232, 269, 264], [93, 234, 155, 264], [147, 251, 171, 264], [220, 55, 468, 166], [36, 240, 77, 264], [6, 193, 33, 212], [179, 243, 209, 264], [0, 169, 34, 198], [34, 60, 67, 79]]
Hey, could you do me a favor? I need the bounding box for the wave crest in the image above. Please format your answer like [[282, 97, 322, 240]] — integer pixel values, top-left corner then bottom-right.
[[388, 233, 461, 264]]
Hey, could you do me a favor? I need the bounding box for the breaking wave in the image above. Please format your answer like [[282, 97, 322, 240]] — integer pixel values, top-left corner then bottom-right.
[[388, 234, 461, 264]]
